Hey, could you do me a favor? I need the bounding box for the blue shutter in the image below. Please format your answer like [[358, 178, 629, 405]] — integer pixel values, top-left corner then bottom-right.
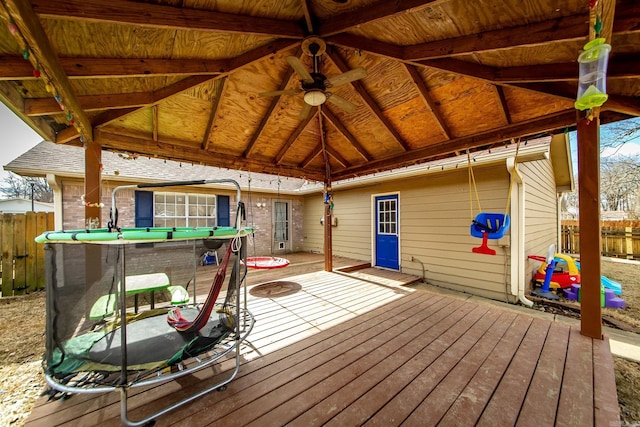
[[135, 191, 154, 227], [217, 195, 230, 227]]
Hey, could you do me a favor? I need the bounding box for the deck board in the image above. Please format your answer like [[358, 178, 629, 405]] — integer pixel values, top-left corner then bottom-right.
[[25, 268, 620, 427]]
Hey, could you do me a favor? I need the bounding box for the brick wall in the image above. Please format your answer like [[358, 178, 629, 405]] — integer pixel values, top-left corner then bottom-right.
[[60, 180, 306, 256]]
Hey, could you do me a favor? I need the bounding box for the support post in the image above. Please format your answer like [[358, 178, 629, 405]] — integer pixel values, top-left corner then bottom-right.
[[324, 203, 333, 272], [577, 116, 602, 339], [84, 140, 102, 227]]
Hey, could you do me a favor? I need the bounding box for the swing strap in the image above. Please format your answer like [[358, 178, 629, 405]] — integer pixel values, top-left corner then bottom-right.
[[167, 235, 238, 333], [468, 138, 522, 222]]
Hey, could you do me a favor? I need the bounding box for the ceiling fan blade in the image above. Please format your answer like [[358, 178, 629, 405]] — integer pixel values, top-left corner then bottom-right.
[[299, 102, 312, 120], [258, 88, 300, 97], [286, 56, 314, 84], [326, 94, 357, 113], [325, 67, 367, 88]]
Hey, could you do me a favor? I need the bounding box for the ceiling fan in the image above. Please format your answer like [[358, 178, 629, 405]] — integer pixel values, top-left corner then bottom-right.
[[259, 37, 367, 119]]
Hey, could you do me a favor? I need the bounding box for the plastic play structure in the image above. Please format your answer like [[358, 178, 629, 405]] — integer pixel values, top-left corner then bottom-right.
[[36, 179, 256, 426], [529, 245, 626, 308], [467, 141, 520, 255]]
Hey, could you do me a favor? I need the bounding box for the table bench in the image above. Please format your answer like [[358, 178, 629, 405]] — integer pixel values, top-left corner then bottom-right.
[[89, 273, 189, 321]]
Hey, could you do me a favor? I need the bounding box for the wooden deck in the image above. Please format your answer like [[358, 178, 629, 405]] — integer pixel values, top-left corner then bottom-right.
[[25, 267, 620, 426]]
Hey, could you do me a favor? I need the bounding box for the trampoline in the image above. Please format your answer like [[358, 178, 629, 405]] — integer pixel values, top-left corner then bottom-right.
[[38, 179, 256, 426]]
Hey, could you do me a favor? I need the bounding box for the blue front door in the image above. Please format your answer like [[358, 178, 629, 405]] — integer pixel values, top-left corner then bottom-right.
[[375, 194, 399, 270]]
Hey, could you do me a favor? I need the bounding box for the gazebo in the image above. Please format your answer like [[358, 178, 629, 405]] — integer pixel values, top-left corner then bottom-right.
[[0, 0, 637, 424]]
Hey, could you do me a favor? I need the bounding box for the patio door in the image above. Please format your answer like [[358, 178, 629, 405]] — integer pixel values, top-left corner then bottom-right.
[[375, 194, 399, 270], [273, 200, 290, 252]]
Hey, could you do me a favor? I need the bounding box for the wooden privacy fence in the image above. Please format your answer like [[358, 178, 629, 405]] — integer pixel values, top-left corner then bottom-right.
[[562, 220, 640, 260], [1, 212, 54, 297]]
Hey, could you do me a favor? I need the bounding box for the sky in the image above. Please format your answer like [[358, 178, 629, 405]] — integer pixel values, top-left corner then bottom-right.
[[0, 102, 44, 180]]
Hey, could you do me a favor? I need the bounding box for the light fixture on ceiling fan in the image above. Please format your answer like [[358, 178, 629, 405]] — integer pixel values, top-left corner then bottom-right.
[[259, 37, 367, 118]]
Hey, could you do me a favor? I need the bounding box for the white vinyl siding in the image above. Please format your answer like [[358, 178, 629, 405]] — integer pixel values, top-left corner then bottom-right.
[[521, 159, 559, 268]]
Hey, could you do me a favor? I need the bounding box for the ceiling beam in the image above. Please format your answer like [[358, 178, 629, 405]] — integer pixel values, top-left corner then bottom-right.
[[244, 49, 302, 158], [31, 0, 305, 38], [0, 81, 55, 141], [91, 76, 211, 127], [301, 143, 322, 169], [275, 110, 318, 165], [24, 92, 155, 115], [95, 129, 325, 181], [321, 107, 372, 162], [403, 13, 589, 61], [299, 0, 314, 34], [325, 144, 349, 168], [331, 109, 578, 180], [91, 39, 298, 128], [317, 0, 446, 37], [152, 105, 158, 142], [327, 51, 411, 152], [495, 55, 640, 83], [2, 0, 93, 142], [202, 77, 227, 151], [403, 63, 452, 139], [0, 56, 230, 80], [495, 86, 512, 125], [613, 0, 640, 34]]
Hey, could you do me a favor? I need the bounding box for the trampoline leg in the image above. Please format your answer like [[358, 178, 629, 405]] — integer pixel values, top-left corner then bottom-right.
[[472, 232, 496, 256]]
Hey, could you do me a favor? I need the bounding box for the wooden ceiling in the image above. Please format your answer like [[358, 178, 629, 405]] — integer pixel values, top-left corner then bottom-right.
[[0, 0, 639, 182]]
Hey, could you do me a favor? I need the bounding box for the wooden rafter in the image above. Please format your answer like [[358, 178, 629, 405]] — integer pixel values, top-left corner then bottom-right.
[[403, 13, 589, 61], [301, 143, 322, 169], [321, 107, 372, 162], [325, 144, 349, 168], [275, 109, 318, 165], [327, 51, 410, 152], [494, 55, 640, 83], [299, 0, 314, 34], [403, 63, 452, 139], [202, 77, 227, 151], [244, 48, 302, 158], [152, 105, 158, 142], [94, 129, 325, 181], [495, 86, 512, 125], [0, 81, 55, 141], [24, 92, 155, 115], [2, 0, 92, 142], [91, 76, 211, 127], [31, 0, 305, 38], [331, 109, 578, 180], [91, 39, 297, 128], [0, 56, 230, 80], [317, 0, 445, 37]]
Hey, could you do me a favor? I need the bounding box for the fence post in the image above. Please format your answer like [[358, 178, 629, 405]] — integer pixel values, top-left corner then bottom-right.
[[625, 226, 633, 259]]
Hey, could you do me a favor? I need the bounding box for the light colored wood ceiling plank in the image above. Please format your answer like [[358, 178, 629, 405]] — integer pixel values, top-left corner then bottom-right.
[[321, 107, 372, 162], [243, 49, 301, 158], [403, 63, 452, 139], [317, 0, 446, 37], [331, 109, 578, 180], [403, 13, 589, 61], [275, 109, 317, 164], [202, 77, 227, 151], [328, 51, 410, 152]]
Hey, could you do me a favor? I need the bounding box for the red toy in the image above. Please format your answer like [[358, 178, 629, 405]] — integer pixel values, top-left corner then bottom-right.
[[528, 253, 581, 290]]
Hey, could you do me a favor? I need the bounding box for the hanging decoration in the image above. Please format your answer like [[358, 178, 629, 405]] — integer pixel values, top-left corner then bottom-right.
[[575, 0, 611, 114], [1, 8, 87, 142]]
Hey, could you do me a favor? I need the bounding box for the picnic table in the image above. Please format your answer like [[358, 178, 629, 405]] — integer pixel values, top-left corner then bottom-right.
[[89, 273, 188, 321]]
